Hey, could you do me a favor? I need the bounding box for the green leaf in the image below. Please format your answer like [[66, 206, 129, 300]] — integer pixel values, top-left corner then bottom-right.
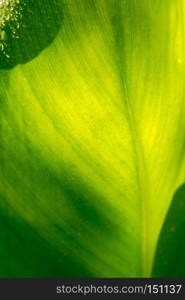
[[0, 0, 63, 68], [152, 183, 185, 277], [0, 0, 185, 277], [0, 192, 93, 277]]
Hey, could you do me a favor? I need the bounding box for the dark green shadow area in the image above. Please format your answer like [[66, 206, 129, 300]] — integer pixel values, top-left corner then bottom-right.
[[0, 193, 95, 278], [0, 0, 63, 69], [152, 183, 185, 277], [0, 138, 123, 277]]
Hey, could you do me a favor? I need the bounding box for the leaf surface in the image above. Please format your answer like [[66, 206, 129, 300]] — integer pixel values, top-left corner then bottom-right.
[[0, 0, 185, 277]]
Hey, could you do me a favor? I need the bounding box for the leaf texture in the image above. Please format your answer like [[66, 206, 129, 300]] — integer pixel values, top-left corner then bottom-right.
[[0, 0, 185, 277]]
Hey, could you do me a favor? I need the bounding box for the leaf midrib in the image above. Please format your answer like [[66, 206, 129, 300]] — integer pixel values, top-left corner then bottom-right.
[[111, 1, 150, 277]]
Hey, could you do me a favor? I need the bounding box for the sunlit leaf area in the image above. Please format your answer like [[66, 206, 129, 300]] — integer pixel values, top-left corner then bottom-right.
[[0, 0, 185, 277]]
